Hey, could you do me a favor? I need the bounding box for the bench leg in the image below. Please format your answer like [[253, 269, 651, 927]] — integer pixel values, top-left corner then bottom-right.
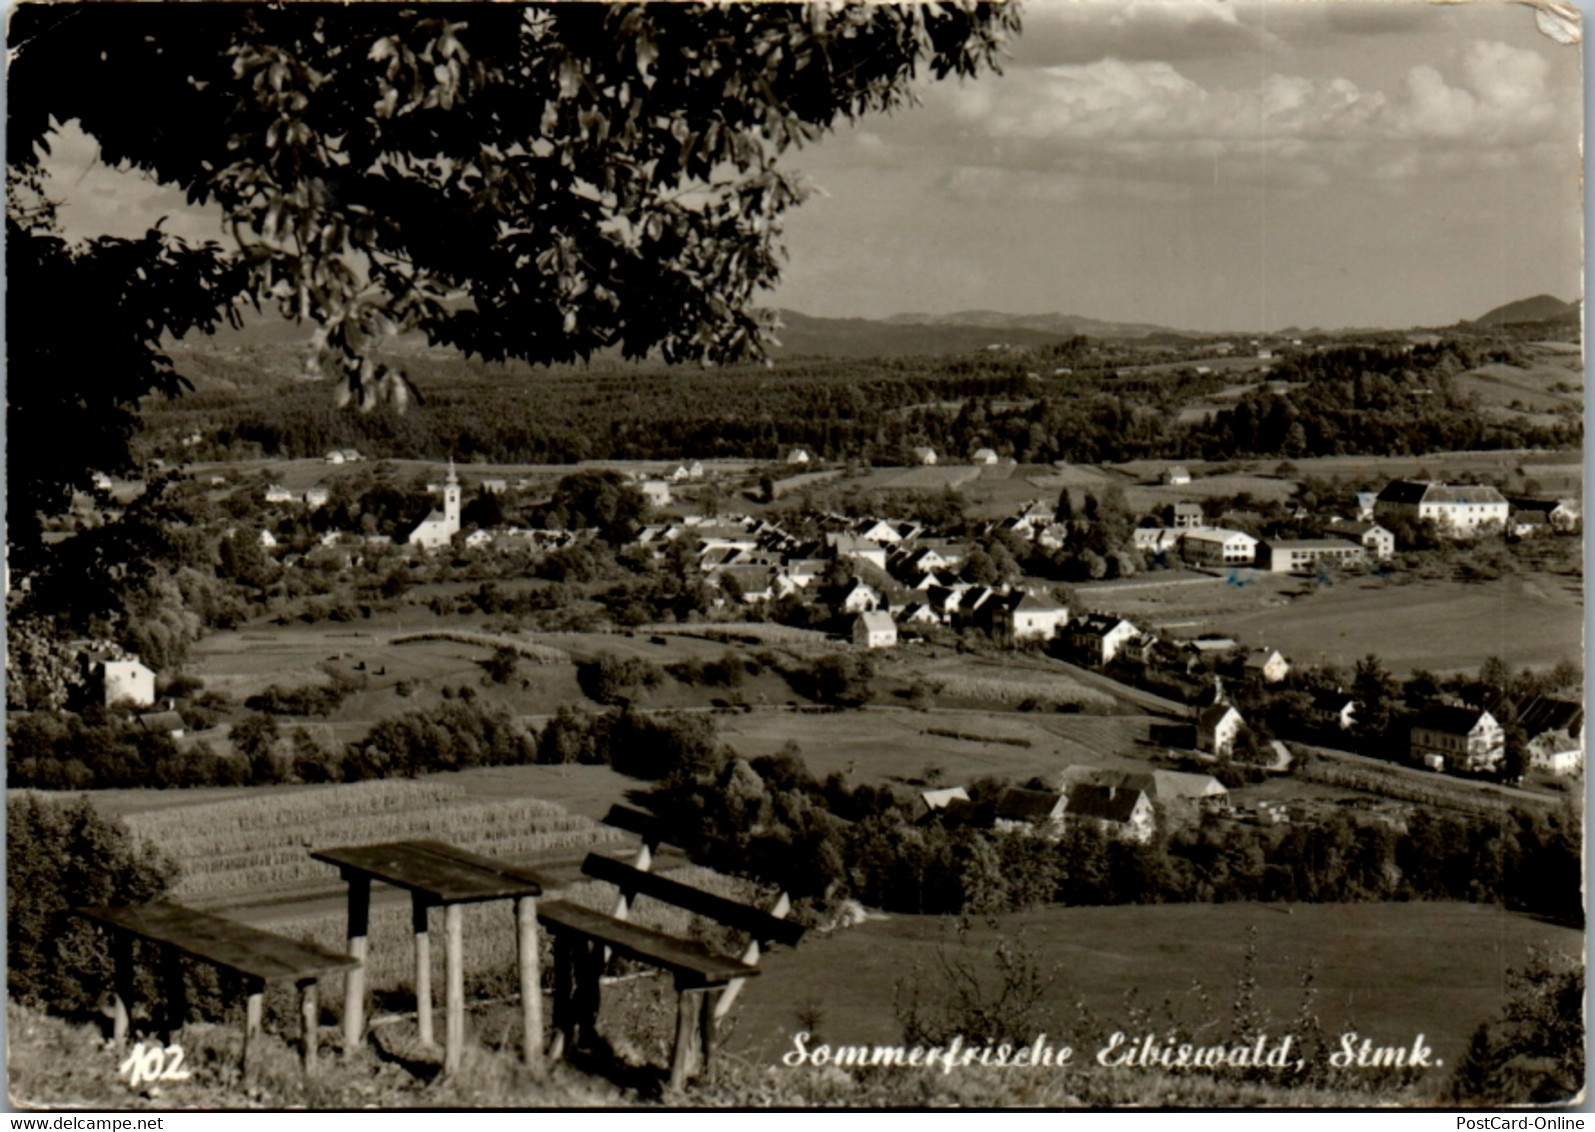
[[342, 874, 370, 1058], [242, 978, 265, 1081], [299, 979, 320, 1077], [573, 939, 603, 1051], [161, 946, 187, 1046], [669, 986, 706, 1092], [549, 934, 574, 1060], [444, 904, 464, 1076], [111, 929, 133, 1046], [515, 896, 543, 1076], [700, 989, 721, 1086], [413, 894, 434, 1048]]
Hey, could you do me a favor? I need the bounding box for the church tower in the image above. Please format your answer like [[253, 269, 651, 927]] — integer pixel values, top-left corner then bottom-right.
[[444, 459, 461, 532]]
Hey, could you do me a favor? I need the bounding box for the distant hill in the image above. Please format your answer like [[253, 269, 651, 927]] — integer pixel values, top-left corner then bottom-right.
[[881, 309, 1190, 340], [1468, 294, 1580, 328], [766, 309, 1079, 357]]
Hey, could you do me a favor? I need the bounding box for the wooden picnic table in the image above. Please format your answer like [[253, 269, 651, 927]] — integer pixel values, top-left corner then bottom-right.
[[310, 840, 546, 1076]]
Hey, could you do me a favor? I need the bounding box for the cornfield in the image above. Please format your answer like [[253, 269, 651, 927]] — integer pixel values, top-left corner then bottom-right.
[[123, 780, 628, 900], [926, 671, 1111, 707], [1296, 759, 1539, 817], [389, 630, 570, 665]]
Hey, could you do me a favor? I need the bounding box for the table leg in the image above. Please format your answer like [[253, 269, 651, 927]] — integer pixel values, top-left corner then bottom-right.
[[299, 978, 320, 1077], [111, 929, 133, 1045], [700, 988, 720, 1086], [161, 946, 187, 1046], [413, 894, 434, 1048], [669, 986, 704, 1091], [515, 896, 543, 1075], [444, 904, 464, 1076], [549, 934, 573, 1060], [343, 874, 370, 1058], [242, 978, 265, 1081]]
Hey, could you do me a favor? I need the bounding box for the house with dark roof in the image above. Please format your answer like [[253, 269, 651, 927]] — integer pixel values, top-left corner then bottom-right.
[[1068, 613, 1140, 666], [1241, 648, 1290, 684], [1518, 697, 1584, 776], [1172, 501, 1204, 529], [1374, 481, 1509, 537], [1409, 705, 1503, 772], [1310, 691, 1357, 730], [982, 589, 1069, 645], [1196, 704, 1244, 757], [1063, 785, 1155, 842], [1323, 519, 1396, 560], [993, 787, 1068, 837]]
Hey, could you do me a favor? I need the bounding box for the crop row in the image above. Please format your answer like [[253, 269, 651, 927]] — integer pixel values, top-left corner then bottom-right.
[[1297, 759, 1527, 816], [928, 672, 1110, 706], [389, 630, 570, 664], [122, 780, 469, 842]]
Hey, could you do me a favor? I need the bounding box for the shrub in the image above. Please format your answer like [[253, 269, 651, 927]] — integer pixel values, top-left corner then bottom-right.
[[8, 794, 177, 1018]]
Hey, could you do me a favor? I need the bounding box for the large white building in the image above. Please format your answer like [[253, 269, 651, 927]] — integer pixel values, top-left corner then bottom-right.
[[408, 461, 462, 549], [1374, 481, 1509, 537], [1179, 527, 1258, 566]]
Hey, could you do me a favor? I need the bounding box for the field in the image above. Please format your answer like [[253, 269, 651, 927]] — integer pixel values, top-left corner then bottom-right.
[[715, 707, 1160, 786], [1210, 573, 1582, 676], [728, 901, 1584, 1082]]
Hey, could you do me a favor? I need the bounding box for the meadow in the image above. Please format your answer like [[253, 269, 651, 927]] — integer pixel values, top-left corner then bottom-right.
[[727, 900, 1584, 1084]]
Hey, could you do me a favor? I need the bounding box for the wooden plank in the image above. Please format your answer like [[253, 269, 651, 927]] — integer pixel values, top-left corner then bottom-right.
[[579, 855, 805, 948], [311, 841, 545, 904], [601, 804, 671, 843], [243, 982, 264, 1080], [669, 989, 704, 1091], [343, 875, 370, 1058], [77, 904, 357, 984], [299, 979, 319, 1076], [536, 901, 760, 986]]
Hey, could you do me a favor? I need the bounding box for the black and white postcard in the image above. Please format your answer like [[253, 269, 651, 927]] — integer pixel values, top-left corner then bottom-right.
[[5, 0, 1585, 1113]]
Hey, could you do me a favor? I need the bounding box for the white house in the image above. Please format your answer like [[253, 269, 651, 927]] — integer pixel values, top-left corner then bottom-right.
[[1409, 705, 1504, 773], [1374, 481, 1509, 538], [852, 610, 898, 649], [1261, 538, 1367, 574], [1069, 613, 1140, 666], [94, 656, 157, 708], [787, 448, 812, 466], [1062, 785, 1155, 843], [303, 486, 331, 509], [640, 479, 673, 508], [1311, 691, 1357, 730], [258, 529, 278, 549], [1520, 697, 1583, 776], [408, 461, 462, 549], [971, 448, 999, 465], [1001, 590, 1070, 644], [837, 578, 881, 614], [1179, 528, 1258, 567], [912, 446, 938, 466], [1196, 704, 1245, 757], [1242, 648, 1290, 684], [264, 484, 295, 504], [324, 450, 346, 465], [1163, 465, 1192, 486], [1324, 519, 1396, 560], [481, 478, 508, 494], [1171, 502, 1204, 529]]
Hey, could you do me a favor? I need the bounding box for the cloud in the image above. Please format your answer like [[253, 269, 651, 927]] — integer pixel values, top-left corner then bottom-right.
[[933, 37, 1565, 191], [1015, 0, 1284, 64]]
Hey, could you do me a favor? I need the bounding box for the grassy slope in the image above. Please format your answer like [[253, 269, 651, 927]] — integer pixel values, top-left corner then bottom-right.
[[729, 901, 1582, 1087]]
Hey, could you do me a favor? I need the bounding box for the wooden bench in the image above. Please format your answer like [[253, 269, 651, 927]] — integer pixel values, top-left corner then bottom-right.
[[75, 901, 358, 1076], [538, 805, 805, 1089]]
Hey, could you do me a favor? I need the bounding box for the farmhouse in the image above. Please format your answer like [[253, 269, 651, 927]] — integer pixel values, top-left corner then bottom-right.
[[1373, 481, 1509, 537], [912, 446, 938, 466], [919, 787, 971, 819], [829, 533, 888, 571], [1179, 527, 1257, 566], [137, 710, 187, 739], [1163, 465, 1192, 486], [1260, 538, 1367, 574], [836, 578, 881, 614], [1241, 648, 1290, 684], [787, 448, 812, 466], [852, 610, 898, 649], [1409, 705, 1504, 773], [971, 448, 999, 465], [408, 462, 462, 550], [264, 484, 295, 504], [1059, 766, 1227, 808], [84, 654, 157, 707], [1068, 613, 1140, 666], [1196, 704, 1244, 757], [640, 479, 673, 508], [993, 788, 1068, 838], [1507, 497, 1578, 532], [303, 486, 331, 509], [1323, 519, 1395, 560], [991, 589, 1069, 644], [1063, 785, 1155, 843], [1519, 697, 1584, 776], [324, 450, 346, 464], [1311, 691, 1357, 730]]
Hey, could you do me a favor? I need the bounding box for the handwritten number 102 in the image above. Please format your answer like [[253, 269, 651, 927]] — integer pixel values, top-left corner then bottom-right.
[[119, 1042, 190, 1087]]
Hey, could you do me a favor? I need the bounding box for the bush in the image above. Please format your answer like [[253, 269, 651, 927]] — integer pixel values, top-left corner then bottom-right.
[[8, 794, 177, 1018]]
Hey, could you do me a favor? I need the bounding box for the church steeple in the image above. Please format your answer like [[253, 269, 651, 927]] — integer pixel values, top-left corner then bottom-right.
[[443, 458, 461, 530]]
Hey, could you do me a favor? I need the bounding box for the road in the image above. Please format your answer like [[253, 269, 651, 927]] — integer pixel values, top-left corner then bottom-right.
[[1303, 743, 1562, 809]]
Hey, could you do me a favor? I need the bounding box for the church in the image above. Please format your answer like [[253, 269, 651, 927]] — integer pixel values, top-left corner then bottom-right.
[[408, 461, 461, 550]]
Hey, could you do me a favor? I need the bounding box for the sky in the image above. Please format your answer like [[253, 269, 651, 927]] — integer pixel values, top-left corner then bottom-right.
[[769, 0, 1586, 332], [35, 0, 1587, 335]]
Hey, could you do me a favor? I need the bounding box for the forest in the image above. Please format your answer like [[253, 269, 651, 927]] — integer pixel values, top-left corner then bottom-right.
[[142, 337, 1580, 467]]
